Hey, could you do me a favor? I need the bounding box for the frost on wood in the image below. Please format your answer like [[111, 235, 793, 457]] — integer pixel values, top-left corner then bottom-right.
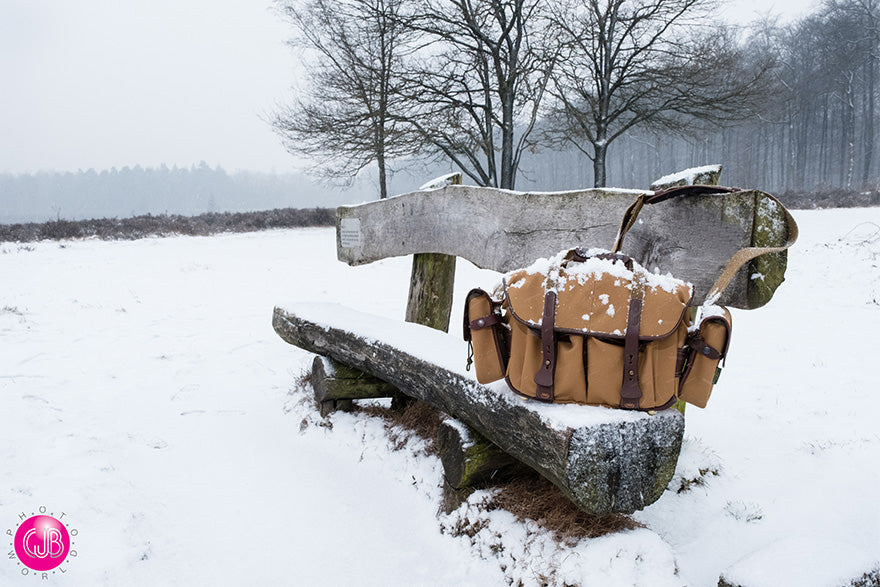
[[273, 303, 684, 515], [650, 164, 723, 191], [419, 172, 463, 190]]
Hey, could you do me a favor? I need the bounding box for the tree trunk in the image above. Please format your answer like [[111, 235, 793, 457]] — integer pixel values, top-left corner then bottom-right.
[[593, 141, 607, 188], [864, 59, 875, 186], [500, 94, 516, 190], [378, 149, 388, 200], [845, 73, 857, 189], [820, 94, 830, 185]]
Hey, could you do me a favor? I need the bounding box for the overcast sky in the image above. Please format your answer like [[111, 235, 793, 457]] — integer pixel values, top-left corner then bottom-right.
[[1, 0, 815, 176]]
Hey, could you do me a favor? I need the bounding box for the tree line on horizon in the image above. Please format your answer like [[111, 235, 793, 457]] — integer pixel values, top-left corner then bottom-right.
[[273, 0, 880, 196], [0, 163, 371, 224]]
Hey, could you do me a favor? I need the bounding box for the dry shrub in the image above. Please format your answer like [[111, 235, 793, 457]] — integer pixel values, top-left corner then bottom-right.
[[295, 368, 313, 390], [485, 471, 643, 541], [0, 207, 335, 243], [676, 465, 721, 494], [779, 187, 880, 209]]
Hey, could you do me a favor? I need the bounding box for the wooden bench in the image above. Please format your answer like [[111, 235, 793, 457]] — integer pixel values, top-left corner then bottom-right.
[[273, 167, 797, 515]]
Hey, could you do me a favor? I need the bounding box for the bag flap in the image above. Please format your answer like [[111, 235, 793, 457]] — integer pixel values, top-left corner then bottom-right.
[[503, 252, 693, 339], [693, 305, 733, 358]]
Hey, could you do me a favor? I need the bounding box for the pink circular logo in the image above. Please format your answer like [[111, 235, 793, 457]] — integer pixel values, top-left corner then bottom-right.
[[13, 515, 71, 571]]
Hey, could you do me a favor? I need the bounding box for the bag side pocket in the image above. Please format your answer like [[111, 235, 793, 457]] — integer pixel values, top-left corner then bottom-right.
[[463, 288, 509, 384], [678, 308, 732, 408]]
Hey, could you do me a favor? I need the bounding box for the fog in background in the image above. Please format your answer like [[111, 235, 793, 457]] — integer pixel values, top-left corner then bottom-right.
[[1, 0, 820, 222]]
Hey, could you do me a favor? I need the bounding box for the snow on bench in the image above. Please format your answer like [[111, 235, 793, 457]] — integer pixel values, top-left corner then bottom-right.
[[273, 168, 796, 515], [336, 175, 793, 310], [273, 302, 684, 515]]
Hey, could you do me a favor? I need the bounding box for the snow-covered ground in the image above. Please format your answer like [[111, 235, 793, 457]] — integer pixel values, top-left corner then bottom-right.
[[1, 208, 878, 585]]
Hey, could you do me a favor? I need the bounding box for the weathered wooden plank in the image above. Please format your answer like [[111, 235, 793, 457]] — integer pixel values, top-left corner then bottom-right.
[[336, 185, 636, 271], [335, 185, 792, 309], [273, 302, 684, 515]]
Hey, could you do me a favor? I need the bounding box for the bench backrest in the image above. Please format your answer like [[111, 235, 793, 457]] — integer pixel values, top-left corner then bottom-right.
[[335, 184, 794, 310]]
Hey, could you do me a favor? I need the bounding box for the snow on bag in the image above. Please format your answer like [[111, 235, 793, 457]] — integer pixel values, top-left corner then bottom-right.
[[464, 185, 796, 410]]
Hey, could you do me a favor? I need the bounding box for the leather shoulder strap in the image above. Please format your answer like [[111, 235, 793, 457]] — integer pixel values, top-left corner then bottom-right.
[[703, 195, 798, 304], [612, 185, 798, 303], [612, 185, 741, 253]]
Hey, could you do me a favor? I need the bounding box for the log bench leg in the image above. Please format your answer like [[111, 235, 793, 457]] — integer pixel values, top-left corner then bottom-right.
[[438, 417, 536, 513], [311, 355, 397, 415], [318, 399, 353, 418], [312, 355, 529, 501], [438, 417, 526, 489]]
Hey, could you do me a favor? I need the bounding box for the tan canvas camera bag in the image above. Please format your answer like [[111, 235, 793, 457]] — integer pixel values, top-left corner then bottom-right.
[[463, 186, 798, 411]]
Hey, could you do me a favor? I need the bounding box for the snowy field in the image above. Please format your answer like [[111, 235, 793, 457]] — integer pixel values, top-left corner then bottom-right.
[[1, 207, 878, 585]]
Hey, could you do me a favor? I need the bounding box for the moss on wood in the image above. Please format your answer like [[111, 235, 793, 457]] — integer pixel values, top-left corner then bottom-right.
[[748, 192, 789, 309]]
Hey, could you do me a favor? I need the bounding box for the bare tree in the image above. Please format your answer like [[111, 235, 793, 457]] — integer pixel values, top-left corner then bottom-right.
[[401, 0, 559, 189], [546, 0, 772, 187], [272, 0, 417, 199], [858, 0, 880, 185]]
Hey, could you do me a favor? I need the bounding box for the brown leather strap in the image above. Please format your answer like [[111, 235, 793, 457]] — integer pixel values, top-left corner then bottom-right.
[[619, 273, 645, 409], [704, 199, 799, 304], [533, 290, 557, 401], [688, 335, 721, 360], [612, 194, 648, 254], [469, 314, 501, 331], [646, 184, 740, 204], [613, 185, 740, 254], [612, 186, 799, 304]]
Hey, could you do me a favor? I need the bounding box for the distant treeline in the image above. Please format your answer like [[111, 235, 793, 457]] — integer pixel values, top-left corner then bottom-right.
[[0, 163, 368, 224], [0, 207, 334, 243], [2, 159, 876, 235], [529, 0, 880, 194]]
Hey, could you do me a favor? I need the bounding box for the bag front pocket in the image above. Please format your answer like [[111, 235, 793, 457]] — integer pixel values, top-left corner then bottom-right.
[[551, 335, 587, 404], [678, 310, 732, 408], [463, 289, 509, 384], [585, 338, 625, 408], [640, 328, 688, 409], [505, 319, 541, 396]]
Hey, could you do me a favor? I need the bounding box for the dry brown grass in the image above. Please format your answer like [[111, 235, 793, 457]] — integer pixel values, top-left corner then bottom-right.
[[354, 398, 637, 541], [485, 472, 643, 541], [780, 187, 880, 209], [0, 208, 334, 243], [358, 400, 443, 455]]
